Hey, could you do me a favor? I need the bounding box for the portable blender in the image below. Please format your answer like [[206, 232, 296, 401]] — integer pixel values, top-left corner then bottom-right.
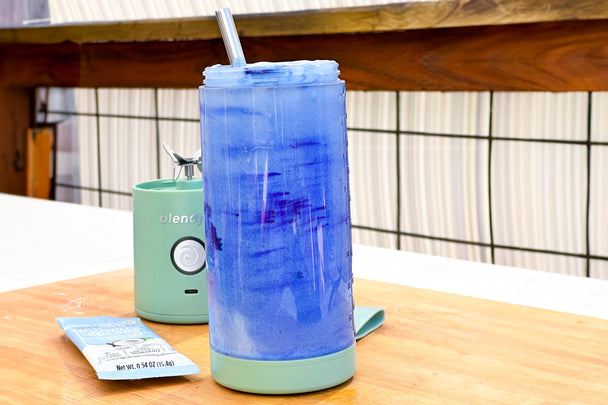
[[199, 9, 355, 394], [133, 144, 208, 324]]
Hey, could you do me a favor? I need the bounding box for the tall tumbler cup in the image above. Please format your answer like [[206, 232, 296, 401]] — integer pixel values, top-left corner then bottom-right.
[[200, 60, 355, 394]]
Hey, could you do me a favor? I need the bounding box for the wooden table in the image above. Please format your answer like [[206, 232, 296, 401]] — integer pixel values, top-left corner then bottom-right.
[[2, 268, 607, 404]]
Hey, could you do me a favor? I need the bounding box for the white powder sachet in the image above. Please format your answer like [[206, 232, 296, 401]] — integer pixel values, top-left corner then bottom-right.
[[56, 316, 199, 380]]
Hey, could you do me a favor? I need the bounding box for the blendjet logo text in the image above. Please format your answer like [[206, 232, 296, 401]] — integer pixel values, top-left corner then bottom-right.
[[160, 212, 204, 226]]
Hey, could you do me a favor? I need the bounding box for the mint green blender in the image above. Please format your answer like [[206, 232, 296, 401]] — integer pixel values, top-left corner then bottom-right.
[[133, 144, 208, 324]]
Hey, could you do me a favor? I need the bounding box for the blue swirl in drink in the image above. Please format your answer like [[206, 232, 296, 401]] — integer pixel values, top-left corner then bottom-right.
[[200, 60, 354, 361]]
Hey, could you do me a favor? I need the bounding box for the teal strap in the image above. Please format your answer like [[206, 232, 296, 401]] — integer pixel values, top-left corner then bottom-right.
[[354, 306, 385, 340]]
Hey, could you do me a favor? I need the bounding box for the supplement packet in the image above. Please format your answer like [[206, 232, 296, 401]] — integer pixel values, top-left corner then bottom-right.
[[56, 316, 199, 380]]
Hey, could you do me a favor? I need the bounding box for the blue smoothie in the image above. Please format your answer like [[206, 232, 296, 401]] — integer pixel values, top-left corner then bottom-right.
[[200, 60, 354, 361]]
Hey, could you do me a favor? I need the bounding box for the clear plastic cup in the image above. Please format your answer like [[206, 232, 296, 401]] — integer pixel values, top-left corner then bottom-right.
[[200, 60, 354, 363]]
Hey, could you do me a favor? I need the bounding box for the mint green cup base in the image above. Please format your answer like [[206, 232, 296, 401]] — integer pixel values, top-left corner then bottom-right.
[[210, 344, 356, 394], [135, 307, 208, 325]]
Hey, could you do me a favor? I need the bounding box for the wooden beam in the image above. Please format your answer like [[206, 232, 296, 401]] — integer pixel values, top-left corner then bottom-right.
[[0, 87, 31, 195], [26, 127, 54, 199], [1, 1, 608, 44], [0, 43, 80, 87], [242, 19, 608, 91], [2, 19, 608, 91]]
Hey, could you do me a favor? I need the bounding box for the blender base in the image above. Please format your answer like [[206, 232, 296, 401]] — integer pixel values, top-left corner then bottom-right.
[[135, 307, 208, 324], [210, 343, 356, 394]]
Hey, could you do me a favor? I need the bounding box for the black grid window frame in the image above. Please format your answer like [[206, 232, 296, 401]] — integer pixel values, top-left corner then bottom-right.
[[348, 91, 608, 277], [44, 88, 608, 277], [49, 88, 200, 203]]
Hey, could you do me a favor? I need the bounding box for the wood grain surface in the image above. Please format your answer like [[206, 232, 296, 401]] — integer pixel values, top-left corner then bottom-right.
[[1, 269, 607, 404], [0, 87, 30, 196], [1, 0, 608, 44], [3, 18, 608, 91], [26, 127, 53, 199]]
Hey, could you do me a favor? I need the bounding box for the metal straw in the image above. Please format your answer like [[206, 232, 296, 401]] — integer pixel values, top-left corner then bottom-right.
[[215, 8, 246, 66]]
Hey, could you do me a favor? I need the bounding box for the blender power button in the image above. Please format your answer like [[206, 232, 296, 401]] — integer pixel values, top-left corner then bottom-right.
[[170, 236, 207, 275]]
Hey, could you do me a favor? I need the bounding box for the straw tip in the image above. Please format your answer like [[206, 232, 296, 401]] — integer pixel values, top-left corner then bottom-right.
[[215, 6, 247, 67], [215, 7, 233, 19]]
